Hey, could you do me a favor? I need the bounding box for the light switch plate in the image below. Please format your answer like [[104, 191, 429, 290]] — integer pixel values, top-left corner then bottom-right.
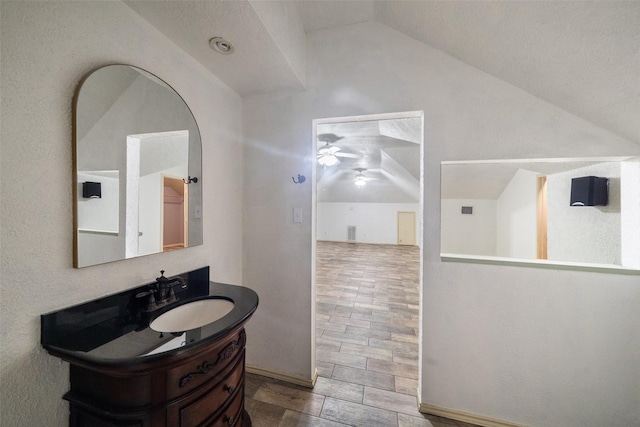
[[293, 207, 303, 223]]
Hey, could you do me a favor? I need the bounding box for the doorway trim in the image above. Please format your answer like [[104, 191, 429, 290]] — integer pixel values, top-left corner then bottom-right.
[[537, 176, 548, 260], [311, 110, 425, 392]]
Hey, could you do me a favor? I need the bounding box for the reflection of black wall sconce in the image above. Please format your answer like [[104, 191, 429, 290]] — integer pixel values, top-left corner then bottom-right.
[[183, 176, 198, 184], [292, 174, 306, 184], [82, 182, 101, 199]]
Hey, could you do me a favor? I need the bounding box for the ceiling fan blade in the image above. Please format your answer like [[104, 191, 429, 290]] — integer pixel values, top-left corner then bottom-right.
[[335, 152, 360, 158], [317, 153, 340, 167], [318, 146, 341, 155], [323, 156, 341, 166]]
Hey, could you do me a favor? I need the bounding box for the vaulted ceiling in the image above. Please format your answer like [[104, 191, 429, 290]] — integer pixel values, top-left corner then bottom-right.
[[125, 0, 639, 202], [126, 1, 639, 144], [316, 117, 422, 203]]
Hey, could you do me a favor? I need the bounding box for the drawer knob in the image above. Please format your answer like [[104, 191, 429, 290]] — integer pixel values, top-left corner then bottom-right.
[[224, 415, 234, 426], [223, 384, 235, 394]]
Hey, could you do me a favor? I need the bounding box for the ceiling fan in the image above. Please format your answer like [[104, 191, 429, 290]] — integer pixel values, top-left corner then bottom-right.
[[353, 168, 377, 187], [317, 133, 360, 167]]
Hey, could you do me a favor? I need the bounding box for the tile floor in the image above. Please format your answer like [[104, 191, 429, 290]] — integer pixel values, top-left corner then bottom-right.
[[245, 241, 479, 427]]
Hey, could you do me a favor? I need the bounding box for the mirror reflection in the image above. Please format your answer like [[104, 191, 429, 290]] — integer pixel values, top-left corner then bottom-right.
[[75, 65, 202, 268], [441, 157, 640, 271]]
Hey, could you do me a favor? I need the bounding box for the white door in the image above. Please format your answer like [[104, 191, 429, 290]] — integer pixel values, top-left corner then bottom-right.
[[397, 211, 416, 245]]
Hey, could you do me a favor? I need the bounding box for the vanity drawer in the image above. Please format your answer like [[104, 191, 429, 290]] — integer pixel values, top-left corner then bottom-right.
[[209, 390, 244, 427], [166, 329, 245, 400], [178, 361, 244, 426]]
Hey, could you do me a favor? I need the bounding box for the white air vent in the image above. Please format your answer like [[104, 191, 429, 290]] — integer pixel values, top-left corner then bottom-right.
[[347, 226, 356, 241]]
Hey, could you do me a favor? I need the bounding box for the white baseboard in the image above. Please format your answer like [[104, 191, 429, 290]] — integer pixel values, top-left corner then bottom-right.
[[246, 365, 318, 389], [419, 403, 526, 427]]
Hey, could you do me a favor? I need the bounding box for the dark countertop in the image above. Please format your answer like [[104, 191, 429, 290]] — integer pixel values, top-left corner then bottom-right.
[[41, 267, 258, 368]]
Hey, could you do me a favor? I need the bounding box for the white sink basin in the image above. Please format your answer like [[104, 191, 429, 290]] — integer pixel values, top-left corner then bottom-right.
[[150, 298, 234, 333]]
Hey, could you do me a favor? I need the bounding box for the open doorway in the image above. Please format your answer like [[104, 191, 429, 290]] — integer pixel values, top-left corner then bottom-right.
[[312, 111, 424, 402], [162, 175, 188, 251], [125, 130, 189, 258]]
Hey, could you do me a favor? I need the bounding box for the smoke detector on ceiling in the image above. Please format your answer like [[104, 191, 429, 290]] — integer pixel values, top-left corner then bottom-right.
[[209, 37, 234, 54]]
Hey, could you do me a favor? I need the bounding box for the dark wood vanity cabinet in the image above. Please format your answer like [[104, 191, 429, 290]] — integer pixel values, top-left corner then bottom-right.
[[65, 326, 251, 427], [42, 271, 259, 427]]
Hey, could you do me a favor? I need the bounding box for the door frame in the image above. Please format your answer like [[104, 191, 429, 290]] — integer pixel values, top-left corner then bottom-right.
[[311, 110, 424, 389], [537, 176, 548, 259]]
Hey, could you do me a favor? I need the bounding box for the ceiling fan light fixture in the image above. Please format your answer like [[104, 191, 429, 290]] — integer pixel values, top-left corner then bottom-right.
[[318, 154, 339, 167], [354, 175, 367, 186], [318, 146, 333, 155]]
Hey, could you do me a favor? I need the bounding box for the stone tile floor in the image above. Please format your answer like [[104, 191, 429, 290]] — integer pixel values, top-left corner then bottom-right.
[[245, 241, 479, 427]]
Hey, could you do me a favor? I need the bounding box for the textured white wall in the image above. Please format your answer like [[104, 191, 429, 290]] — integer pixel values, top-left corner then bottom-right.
[[441, 199, 497, 256], [249, 0, 306, 86], [496, 168, 538, 259], [0, 2, 243, 426], [547, 162, 621, 265], [243, 21, 640, 427], [317, 202, 419, 244]]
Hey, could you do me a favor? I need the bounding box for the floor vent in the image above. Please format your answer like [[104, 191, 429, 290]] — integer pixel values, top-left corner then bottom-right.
[[347, 226, 356, 241]]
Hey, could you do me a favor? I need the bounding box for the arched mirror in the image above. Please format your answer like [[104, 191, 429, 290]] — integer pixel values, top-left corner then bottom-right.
[[74, 65, 202, 268]]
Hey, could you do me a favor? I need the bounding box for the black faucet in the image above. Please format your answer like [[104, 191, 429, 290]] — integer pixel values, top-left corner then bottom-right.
[[136, 270, 187, 312]]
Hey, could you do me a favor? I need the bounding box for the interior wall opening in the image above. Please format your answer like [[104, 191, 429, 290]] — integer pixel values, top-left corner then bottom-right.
[[312, 111, 425, 401]]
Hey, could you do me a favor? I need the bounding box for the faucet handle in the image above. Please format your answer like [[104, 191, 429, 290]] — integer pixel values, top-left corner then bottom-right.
[[146, 294, 158, 312], [135, 288, 156, 298], [167, 285, 177, 303], [135, 288, 157, 312]]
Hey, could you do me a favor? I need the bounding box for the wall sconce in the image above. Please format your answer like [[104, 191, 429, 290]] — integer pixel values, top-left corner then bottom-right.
[[570, 176, 608, 206], [183, 176, 198, 184], [82, 182, 101, 199]]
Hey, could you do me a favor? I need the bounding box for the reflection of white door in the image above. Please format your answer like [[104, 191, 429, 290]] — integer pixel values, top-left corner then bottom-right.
[[138, 174, 162, 256], [398, 211, 416, 245]]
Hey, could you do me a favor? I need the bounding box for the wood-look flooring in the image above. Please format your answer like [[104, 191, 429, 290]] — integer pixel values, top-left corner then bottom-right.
[[245, 241, 478, 427]]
